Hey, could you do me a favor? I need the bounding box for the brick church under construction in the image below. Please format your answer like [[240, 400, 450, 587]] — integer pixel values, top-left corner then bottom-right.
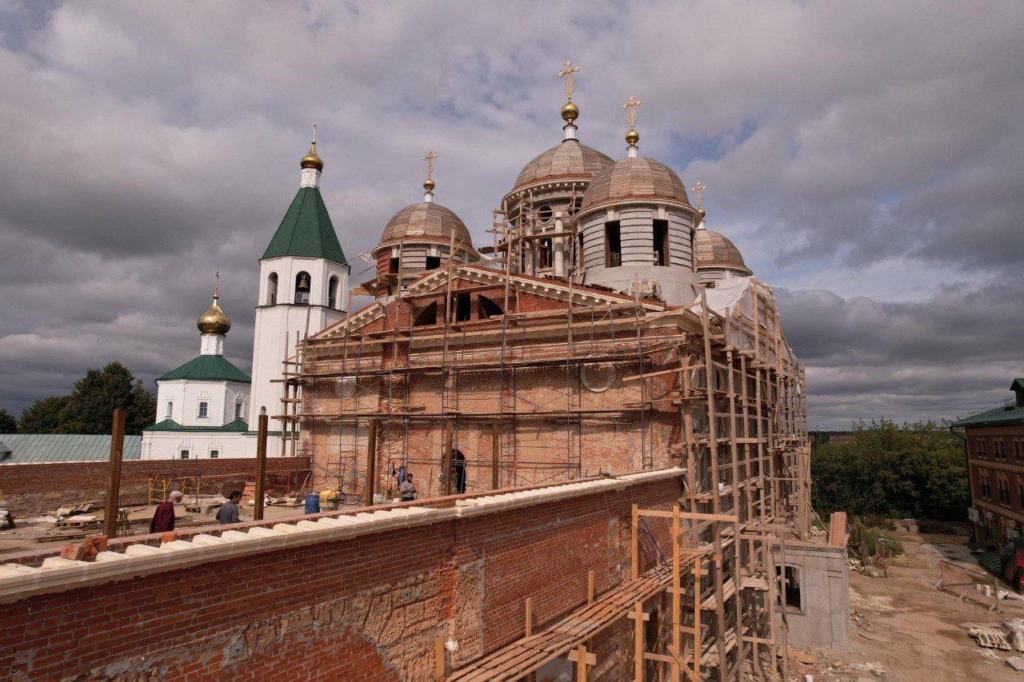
[[0, 72, 847, 682]]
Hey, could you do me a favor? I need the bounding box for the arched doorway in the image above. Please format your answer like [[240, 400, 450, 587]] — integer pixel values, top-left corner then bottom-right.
[[445, 449, 467, 495]]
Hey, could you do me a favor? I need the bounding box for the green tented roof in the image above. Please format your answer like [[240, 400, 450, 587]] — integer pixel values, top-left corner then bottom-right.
[[144, 419, 249, 433], [158, 355, 251, 383], [0, 434, 142, 464], [262, 186, 346, 263], [952, 404, 1024, 428]]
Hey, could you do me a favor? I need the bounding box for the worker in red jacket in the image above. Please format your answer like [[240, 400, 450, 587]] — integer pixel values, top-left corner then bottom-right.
[[150, 491, 182, 534]]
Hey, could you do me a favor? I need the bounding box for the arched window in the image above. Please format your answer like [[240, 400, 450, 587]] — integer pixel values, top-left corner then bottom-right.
[[294, 271, 311, 304], [328, 275, 339, 309], [537, 205, 553, 223], [414, 301, 438, 326], [478, 296, 504, 319], [267, 273, 278, 305], [445, 449, 467, 494]]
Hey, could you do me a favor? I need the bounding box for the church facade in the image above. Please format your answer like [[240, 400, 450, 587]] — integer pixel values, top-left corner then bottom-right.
[[141, 139, 350, 459]]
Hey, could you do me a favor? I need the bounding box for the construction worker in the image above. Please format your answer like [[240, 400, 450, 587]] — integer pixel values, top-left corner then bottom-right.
[[400, 473, 417, 502], [216, 491, 242, 524], [150, 490, 181, 533]]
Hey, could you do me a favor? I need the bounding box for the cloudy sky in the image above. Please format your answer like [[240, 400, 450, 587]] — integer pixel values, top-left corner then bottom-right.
[[0, 1, 1021, 429]]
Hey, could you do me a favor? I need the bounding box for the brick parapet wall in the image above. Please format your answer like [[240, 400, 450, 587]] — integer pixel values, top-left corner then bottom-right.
[[0, 457, 310, 517], [0, 471, 682, 681]]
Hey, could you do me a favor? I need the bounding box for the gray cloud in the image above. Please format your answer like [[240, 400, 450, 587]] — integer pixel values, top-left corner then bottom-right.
[[0, 1, 1021, 431]]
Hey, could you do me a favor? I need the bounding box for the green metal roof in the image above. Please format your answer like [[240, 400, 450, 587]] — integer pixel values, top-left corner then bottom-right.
[[0, 434, 142, 464], [952, 404, 1024, 428], [144, 419, 249, 433], [262, 186, 346, 264], [158, 355, 250, 383]]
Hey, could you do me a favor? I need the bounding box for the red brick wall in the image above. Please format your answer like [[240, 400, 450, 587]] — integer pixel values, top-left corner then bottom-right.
[[0, 474, 682, 681], [0, 457, 310, 516]]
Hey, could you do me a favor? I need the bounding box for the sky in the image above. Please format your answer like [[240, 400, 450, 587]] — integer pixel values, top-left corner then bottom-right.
[[0, 1, 1021, 430]]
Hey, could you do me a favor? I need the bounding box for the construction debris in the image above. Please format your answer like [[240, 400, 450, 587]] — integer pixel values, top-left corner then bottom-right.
[[969, 624, 1014, 650]]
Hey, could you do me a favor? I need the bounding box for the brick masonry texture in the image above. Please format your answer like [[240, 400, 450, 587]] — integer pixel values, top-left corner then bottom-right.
[[0, 475, 681, 681], [0, 457, 310, 516]]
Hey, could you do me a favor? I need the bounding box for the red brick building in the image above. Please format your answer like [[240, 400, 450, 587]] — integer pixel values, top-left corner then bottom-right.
[[955, 379, 1024, 545]]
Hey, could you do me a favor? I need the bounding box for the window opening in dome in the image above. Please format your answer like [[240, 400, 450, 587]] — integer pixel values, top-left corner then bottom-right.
[[328, 275, 339, 309], [604, 221, 621, 267], [653, 219, 670, 266], [210, 449, 219, 459], [537, 205, 553, 223], [267, 273, 278, 305], [539, 239, 552, 269], [198, 401, 209, 418], [294, 271, 311, 304], [577, 233, 585, 269], [166, 402, 173, 418], [389, 257, 400, 274], [569, 197, 583, 216], [180, 450, 190, 459], [425, 256, 441, 270], [414, 302, 437, 326]]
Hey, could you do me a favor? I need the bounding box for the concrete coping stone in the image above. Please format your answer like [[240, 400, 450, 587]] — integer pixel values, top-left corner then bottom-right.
[[0, 563, 38, 577], [124, 544, 167, 557], [220, 530, 255, 542], [273, 523, 309, 534], [191, 534, 228, 546], [296, 520, 323, 530], [41, 556, 88, 570], [162, 540, 199, 552], [248, 526, 285, 538], [94, 551, 130, 562]]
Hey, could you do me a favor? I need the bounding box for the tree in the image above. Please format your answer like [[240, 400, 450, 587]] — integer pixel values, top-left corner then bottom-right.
[[0, 408, 17, 433], [811, 419, 970, 521], [15, 363, 156, 436], [17, 396, 71, 433], [57, 362, 156, 435]]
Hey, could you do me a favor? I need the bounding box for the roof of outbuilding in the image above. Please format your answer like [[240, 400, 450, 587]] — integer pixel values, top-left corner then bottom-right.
[[952, 404, 1024, 428], [158, 355, 251, 383], [0, 434, 142, 464], [262, 186, 346, 264], [511, 141, 614, 192], [379, 202, 473, 248], [144, 419, 249, 433], [580, 157, 691, 211], [695, 228, 752, 274]]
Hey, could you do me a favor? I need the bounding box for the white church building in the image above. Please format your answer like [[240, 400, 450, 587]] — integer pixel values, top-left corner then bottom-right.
[[141, 139, 350, 459]]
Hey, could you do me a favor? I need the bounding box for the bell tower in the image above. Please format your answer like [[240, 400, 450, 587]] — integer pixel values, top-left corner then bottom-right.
[[248, 130, 350, 443]]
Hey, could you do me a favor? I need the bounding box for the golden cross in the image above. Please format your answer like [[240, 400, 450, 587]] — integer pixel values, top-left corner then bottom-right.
[[214, 270, 220, 298], [692, 182, 707, 209], [424, 149, 437, 180], [558, 61, 581, 100], [311, 122, 317, 144], [623, 96, 643, 128]]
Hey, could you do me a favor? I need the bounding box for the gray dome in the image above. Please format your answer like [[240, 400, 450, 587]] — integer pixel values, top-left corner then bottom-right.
[[581, 157, 690, 211], [379, 202, 472, 247], [695, 228, 752, 274], [512, 141, 614, 192]]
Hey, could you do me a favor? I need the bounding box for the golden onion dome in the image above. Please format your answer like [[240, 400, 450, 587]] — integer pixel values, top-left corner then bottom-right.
[[197, 295, 231, 335], [625, 128, 639, 146], [300, 141, 324, 171], [561, 100, 579, 124]]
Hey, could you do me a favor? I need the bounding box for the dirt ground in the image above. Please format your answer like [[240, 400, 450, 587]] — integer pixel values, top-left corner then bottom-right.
[[790, 533, 1024, 681]]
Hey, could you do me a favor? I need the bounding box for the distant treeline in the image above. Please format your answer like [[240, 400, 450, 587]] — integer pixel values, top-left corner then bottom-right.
[[811, 419, 969, 522], [0, 362, 156, 436]]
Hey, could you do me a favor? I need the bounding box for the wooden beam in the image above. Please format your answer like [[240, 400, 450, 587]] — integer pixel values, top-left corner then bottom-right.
[[435, 636, 446, 680], [525, 597, 533, 637], [491, 423, 500, 490], [364, 418, 378, 507], [628, 601, 650, 681], [102, 408, 126, 539], [253, 413, 268, 521], [442, 422, 453, 497], [567, 644, 596, 680]]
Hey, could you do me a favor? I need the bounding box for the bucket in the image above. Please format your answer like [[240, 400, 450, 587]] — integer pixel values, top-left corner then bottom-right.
[[304, 493, 321, 514]]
